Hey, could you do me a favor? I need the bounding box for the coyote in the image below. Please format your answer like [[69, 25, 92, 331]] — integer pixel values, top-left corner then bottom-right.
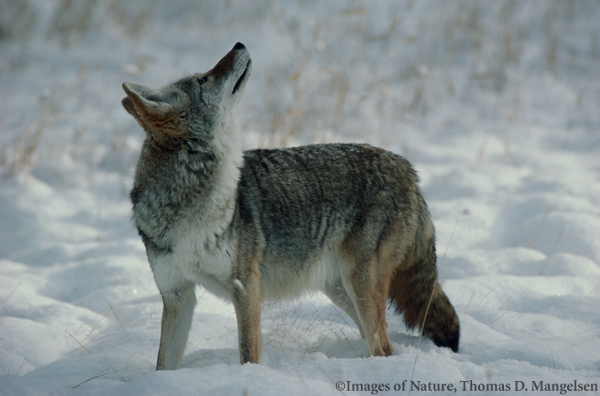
[[122, 42, 459, 370]]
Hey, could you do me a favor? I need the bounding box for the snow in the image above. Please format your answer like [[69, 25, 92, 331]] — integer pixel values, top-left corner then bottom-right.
[[1, 1, 599, 395]]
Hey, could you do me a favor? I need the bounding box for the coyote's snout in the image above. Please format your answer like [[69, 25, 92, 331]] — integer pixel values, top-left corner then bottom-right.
[[122, 42, 460, 370]]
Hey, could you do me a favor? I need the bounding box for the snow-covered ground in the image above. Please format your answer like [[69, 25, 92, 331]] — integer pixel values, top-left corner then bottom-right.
[[1, 1, 599, 395]]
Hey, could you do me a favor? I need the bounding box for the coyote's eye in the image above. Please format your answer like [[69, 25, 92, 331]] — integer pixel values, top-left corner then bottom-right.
[[197, 76, 208, 85]]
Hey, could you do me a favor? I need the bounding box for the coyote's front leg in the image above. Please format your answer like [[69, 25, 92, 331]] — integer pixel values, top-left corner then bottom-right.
[[156, 281, 197, 370], [231, 260, 262, 364]]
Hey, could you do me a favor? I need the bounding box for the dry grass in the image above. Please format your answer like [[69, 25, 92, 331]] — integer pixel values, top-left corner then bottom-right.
[[0, 99, 59, 177], [1, 0, 598, 179], [262, 297, 360, 357]]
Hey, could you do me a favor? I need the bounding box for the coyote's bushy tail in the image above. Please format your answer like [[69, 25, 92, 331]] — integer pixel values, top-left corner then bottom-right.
[[388, 209, 460, 352]]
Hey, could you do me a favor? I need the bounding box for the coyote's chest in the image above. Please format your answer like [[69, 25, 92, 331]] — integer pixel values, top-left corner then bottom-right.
[[136, 163, 241, 301], [176, 216, 233, 271], [149, 216, 236, 301]]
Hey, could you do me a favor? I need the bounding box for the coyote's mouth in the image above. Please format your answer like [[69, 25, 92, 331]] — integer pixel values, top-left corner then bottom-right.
[[232, 60, 250, 95]]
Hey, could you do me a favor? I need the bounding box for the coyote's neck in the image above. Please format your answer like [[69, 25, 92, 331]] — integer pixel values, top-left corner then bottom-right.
[[196, 125, 242, 224], [179, 123, 242, 227], [132, 123, 242, 250]]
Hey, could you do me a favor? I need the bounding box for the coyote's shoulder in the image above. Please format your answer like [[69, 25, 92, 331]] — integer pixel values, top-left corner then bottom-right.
[[122, 43, 460, 370]]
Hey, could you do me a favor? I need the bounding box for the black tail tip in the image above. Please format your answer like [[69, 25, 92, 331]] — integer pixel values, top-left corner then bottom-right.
[[431, 325, 460, 353], [234, 42, 246, 50]]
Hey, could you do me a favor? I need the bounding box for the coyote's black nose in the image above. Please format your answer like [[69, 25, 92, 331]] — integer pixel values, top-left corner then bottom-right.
[[234, 42, 245, 50]]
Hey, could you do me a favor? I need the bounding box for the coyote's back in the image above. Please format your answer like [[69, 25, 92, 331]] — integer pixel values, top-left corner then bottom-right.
[[122, 42, 459, 370], [239, 144, 426, 298]]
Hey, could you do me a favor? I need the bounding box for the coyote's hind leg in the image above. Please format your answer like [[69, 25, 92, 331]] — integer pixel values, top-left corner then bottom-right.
[[345, 260, 394, 357], [324, 280, 366, 339]]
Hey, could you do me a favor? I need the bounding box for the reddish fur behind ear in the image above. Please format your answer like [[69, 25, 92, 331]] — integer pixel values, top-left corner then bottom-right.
[[122, 85, 190, 150]]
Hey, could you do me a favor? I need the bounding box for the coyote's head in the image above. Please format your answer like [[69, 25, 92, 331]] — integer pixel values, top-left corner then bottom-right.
[[122, 42, 252, 151]]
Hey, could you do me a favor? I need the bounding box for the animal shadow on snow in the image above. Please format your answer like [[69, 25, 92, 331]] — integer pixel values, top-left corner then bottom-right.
[[180, 300, 425, 368]]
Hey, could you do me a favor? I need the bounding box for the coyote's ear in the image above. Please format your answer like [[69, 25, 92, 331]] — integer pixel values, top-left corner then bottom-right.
[[122, 95, 158, 137], [122, 96, 144, 123], [122, 82, 173, 116], [122, 82, 189, 137]]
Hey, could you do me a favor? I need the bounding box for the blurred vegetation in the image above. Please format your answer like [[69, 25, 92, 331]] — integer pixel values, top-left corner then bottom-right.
[[1, 0, 598, 178]]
